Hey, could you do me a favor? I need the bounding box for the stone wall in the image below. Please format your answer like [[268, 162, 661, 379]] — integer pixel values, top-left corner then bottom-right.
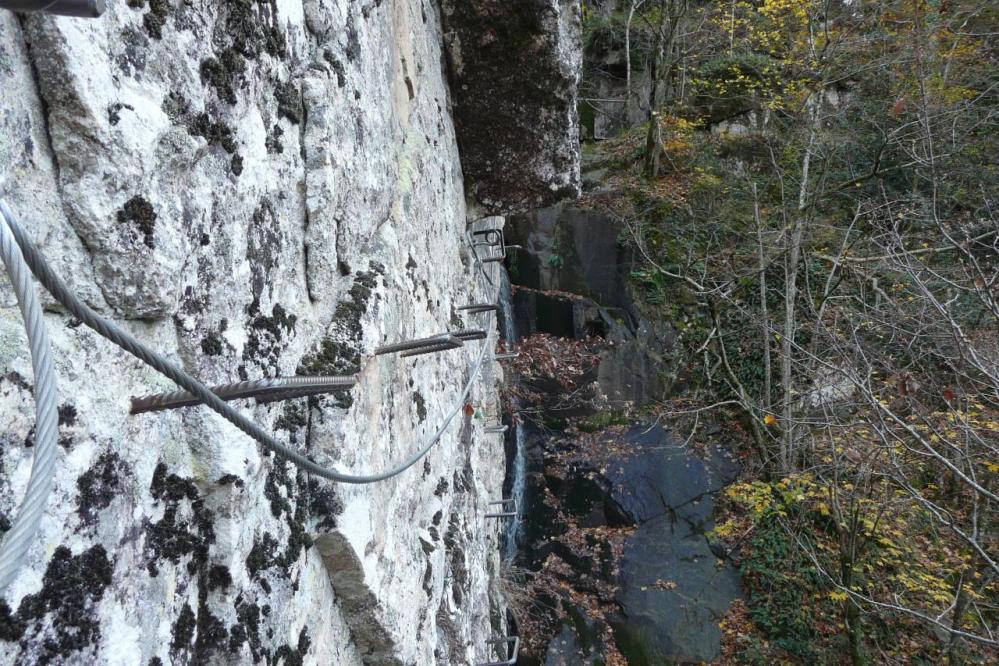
[[0, 2, 577, 663]]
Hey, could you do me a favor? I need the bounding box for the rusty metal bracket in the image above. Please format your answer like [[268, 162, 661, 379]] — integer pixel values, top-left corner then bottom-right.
[[486, 499, 518, 519], [478, 636, 521, 666]]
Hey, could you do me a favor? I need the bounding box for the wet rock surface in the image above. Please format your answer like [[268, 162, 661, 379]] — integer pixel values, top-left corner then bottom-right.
[[516, 422, 741, 664], [507, 206, 677, 408]]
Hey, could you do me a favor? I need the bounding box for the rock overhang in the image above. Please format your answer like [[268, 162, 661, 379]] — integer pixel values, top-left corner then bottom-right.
[[440, 0, 583, 216]]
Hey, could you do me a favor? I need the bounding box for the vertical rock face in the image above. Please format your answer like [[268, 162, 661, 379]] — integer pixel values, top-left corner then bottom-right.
[[440, 0, 583, 215], [0, 1, 558, 663]]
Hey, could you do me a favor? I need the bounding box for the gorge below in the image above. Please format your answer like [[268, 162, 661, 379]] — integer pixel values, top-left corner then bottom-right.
[[497, 206, 744, 665]]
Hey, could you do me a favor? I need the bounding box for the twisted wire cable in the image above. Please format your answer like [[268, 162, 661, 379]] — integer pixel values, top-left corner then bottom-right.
[[0, 205, 59, 592], [0, 199, 495, 488]]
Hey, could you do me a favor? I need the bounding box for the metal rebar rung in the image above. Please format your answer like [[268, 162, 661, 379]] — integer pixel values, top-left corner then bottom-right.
[[478, 636, 521, 666], [484, 423, 508, 434], [451, 329, 487, 342], [375, 333, 463, 356], [493, 352, 519, 361], [399, 341, 464, 358], [486, 498, 518, 519], [131, 375, 357, 414], [0, 0, 105, 17], [254, 385, 354, 405], [458, 303, 499, 314]]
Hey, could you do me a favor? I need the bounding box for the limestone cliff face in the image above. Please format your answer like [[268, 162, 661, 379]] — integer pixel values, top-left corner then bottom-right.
[[0, 2, 579, 664]]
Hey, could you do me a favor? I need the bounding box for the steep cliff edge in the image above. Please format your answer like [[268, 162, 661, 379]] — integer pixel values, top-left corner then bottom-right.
[[0, 2, 579, 664]]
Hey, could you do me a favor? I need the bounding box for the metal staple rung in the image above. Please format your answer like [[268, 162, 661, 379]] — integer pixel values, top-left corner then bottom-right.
[[130, 376, 357, 414], [493, 352, 519, 361], [375, 334, 463, 356], [486, 498, 518, 519], [484, 423, 508, 434], [478, 636, 521, 666], [481, 245, 522, 263]]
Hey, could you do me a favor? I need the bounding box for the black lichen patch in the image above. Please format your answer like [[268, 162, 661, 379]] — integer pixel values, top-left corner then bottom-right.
[[192, 587, 228, 663], [0, 545, 113, 662], [247, 464, 315, 594], [117, 195, 157, 249], [265, 123, 284, 154], [170, 603, 196, 655], [274, 80, 301, 124], [201, 330, 225, 356], [162, 90, 190, 122], [199, 1, 287, 107], [444, 513, 469, 606], [271, 626, 312, 666], [58, 404, 77, 426], [247, 200, 283, 300], [217, 473, 245, 488], [200, 49, 246, 106], [146, 463, 216, 577], [189, 112, 238, 154], [229, 597, 266, 661], [307, 478, 343, 532], [127, 0, 170, 40], [245, 532, 280, 586], [76, 452, 126, 525], [107, 102, 134, 126], [208, 565, 233, 591], [200, 320, 231, 357], [434, 477, 449, 497], [413, 390, 427, 422], [323, 50, 347, 88], [296, 264, 383, 409], [274, 401, 307, 444], [243, 302, 297, 373]]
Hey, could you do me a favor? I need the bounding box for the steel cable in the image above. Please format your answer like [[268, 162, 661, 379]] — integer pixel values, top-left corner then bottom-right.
[[0, 199, 496, 589], [0, 205, 59, 592]]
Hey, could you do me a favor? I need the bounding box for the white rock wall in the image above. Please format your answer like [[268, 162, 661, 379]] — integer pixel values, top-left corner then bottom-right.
[[0, 2, 509, 664]]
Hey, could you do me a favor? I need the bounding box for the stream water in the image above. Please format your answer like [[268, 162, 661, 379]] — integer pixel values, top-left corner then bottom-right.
[[497, 269, 526, 560]]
